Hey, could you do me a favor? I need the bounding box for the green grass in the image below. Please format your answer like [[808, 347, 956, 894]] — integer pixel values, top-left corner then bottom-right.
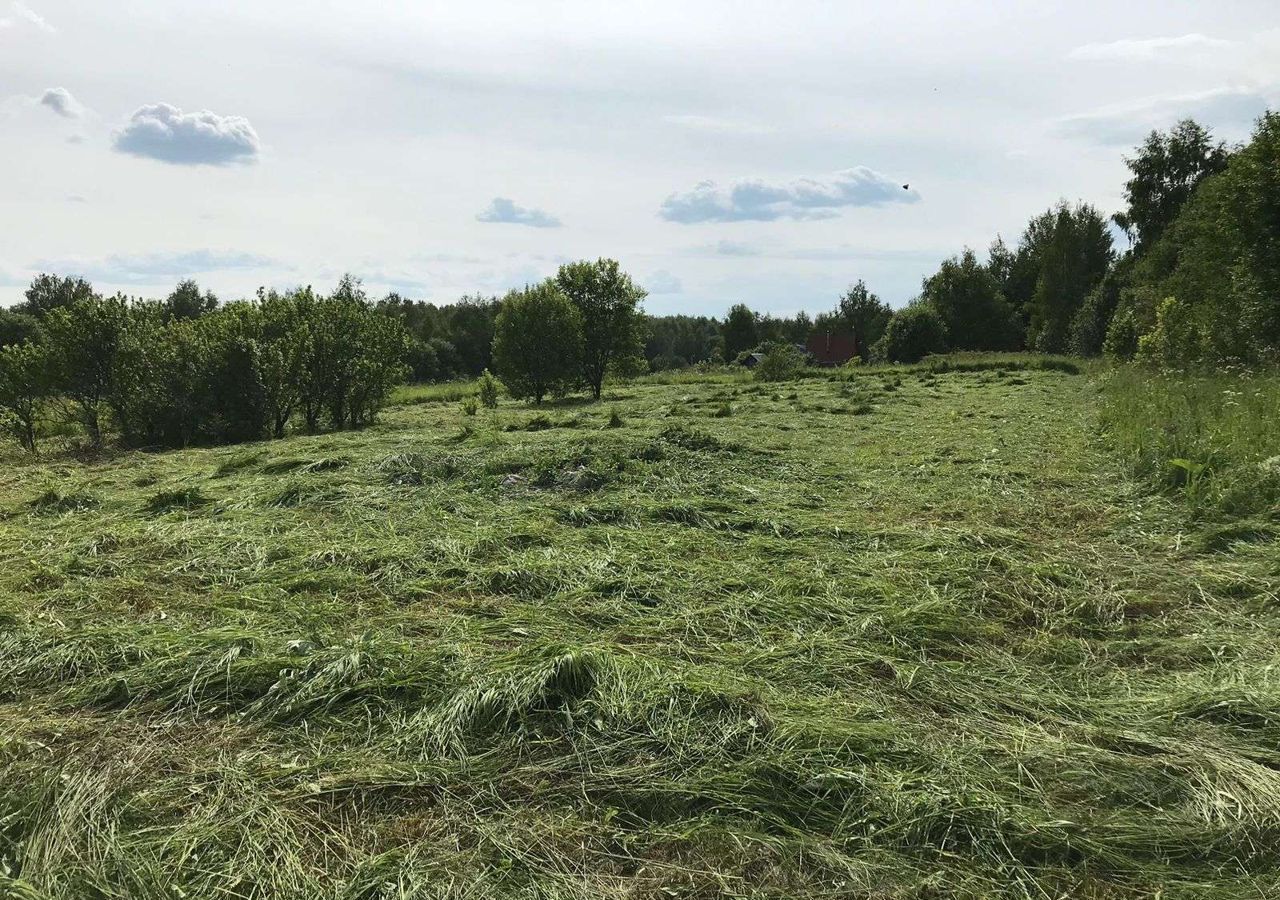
[[2, 357, 1279, 898], [1100, 366, 1280, 521]]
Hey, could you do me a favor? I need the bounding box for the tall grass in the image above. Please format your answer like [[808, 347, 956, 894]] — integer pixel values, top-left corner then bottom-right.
[[1099, 366, 1280, 518]]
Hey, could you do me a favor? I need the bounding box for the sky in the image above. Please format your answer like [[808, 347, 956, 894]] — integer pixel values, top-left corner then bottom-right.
[[2, 1, 1278, 317]]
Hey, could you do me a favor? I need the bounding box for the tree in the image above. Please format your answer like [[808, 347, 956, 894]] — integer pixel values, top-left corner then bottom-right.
[[1109, 112, 1280, 365], [257, 287, 312, 438], [1023, 202, 1115, 353], [19, 274, 95, 319], [163, 279, 218, 321], [1069, 254, 1134, 357], [919, 250, 1020, 351], [834, 281, 893, 360], [874, 303, 948, 363], [555, 258, 646, 400], [44, 294, 129, 449], [0, 309, 44, 349], [109, 314, 207, 447], [0, 341, 53, 452], [447, 295, 502, 376], [1114, 119, 1229, 252], [986, 237, 1016, 295], [721, 304, 758, 362], [643, 315, 718, 369], [492, 282, 583, 404]]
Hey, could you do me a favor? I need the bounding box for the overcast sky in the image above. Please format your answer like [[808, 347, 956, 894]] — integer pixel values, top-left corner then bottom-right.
[[2, 1, 1277, 316]]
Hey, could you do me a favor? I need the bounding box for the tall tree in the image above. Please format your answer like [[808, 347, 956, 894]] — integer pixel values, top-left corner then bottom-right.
[[446, 295, 502, 376], [1021, 202, 1115, 353], [920, 250, 1021, 351], [492, 281, 583, 404], [1114, 119, 1229, 252], [0, 309, 44, 349], [44, 294, 130, 448], [163, 279, 219, 321], [835, 280, 893, 360], [0, 341, 54, 452], [721, 304, 758, 361], [555, 258, 646, 400], [986, 237, 1016, 297], [19, 274, 95, 320], [1111, 112, 1280, 364]]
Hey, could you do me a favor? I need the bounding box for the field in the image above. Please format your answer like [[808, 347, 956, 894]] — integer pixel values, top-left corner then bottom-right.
[[3, 358, 1280, 899]]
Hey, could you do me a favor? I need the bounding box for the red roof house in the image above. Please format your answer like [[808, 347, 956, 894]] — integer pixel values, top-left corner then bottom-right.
[[806, 332, 859, 366]]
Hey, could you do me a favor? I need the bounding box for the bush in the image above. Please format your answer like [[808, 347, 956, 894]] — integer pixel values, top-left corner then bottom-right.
[[753, 343, 805, 382], [477, 369, 500, 409], [1135, 297, 1207, 368], [875, 304, 949, 363]]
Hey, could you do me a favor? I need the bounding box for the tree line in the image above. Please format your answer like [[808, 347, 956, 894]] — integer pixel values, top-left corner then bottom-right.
[[3, 111, 1276, 450], [637, 112, 1280, 369], [872, 113, 1280, 365], [0, 276, 407, 452], [0, 258, 650, 451]]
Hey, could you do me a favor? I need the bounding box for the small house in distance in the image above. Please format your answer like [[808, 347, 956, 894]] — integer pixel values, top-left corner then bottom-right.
[[806, 332, 859, 366]]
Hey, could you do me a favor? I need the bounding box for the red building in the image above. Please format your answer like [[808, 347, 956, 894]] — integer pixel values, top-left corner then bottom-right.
[[806, 332, 859, 366]]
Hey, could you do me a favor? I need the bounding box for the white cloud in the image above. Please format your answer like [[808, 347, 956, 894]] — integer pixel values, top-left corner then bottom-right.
[[660, 167, 918, 223], [691, 240, 945, 263], [1068, 34, 1231, 62], [39, 87, 82, 118], [475, 197, 562, 228], [694, 240, 761, 257], [32, 250, 281, 285], [0, 2, 54, 33], [662, 114, 772, 135], [112, 103, 261, 166], [1055, 85, 1275, 145], [644, 270, 682, 294]]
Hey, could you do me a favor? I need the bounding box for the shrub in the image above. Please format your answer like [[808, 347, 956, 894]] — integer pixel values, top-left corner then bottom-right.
[[477, 369, 500, 409], [753, 343, 805, 382], [1135, 297, 1206, 368], [875, 303, 949, 363]]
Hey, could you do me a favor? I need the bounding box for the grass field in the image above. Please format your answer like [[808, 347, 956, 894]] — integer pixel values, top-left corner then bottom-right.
[[3, 358, 1280, 899]]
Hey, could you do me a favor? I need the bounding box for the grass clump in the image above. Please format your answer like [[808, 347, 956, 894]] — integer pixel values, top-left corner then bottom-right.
[[28, 487, 98, 513], [144, 486, 209, 513]]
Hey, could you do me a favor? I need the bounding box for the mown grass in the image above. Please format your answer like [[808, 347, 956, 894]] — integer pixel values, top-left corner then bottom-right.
[[2, 356, 1279, 898]]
